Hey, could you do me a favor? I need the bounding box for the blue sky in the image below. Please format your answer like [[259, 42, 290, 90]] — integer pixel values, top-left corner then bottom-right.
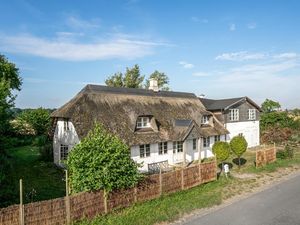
[[0, 0, 300, 109]]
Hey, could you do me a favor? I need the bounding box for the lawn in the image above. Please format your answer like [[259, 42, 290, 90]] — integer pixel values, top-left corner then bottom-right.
[[7, 145, 65, 204]]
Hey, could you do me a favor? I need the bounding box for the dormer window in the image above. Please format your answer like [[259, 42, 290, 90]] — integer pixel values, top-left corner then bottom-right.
[[136, 117, 150, 128], [64, 119, 70, 131], [201, 115, 209, 124]]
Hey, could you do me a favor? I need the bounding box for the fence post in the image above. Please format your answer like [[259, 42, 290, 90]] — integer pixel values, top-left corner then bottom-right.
[[104, 190, 108, 214], [134, 186, 137, 203], [159, 167, 162, 196], [19, 179, 24, 225], [181, 168, 184, 190], [65, 170, 71, 224]]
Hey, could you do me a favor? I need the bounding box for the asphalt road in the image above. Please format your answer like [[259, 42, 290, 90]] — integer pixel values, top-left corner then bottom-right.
[[182, 173, 300, 225]]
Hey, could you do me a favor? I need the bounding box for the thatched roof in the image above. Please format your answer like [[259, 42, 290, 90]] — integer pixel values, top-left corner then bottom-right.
[[51, 85, 228, 146]]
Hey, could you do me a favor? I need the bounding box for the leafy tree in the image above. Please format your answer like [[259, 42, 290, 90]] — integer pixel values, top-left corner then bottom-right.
[[0, 54, 21, 207], [67, 123, 142, 195], [145, 70, 170, 90], [260, 111, 295, 131], [15, 108, 51, 136], [261, 99, 281, 113], [105, 65, 144, 88], [212, 141, 230, 170], [230, 136, 248, 168]]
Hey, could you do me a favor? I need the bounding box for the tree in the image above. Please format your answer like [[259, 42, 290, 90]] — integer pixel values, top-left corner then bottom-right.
[[260, 111, 295, 131], [15, 108, 51, 136], [105, 65, 144, 88], [0, 54, 22, 207], [145, 70, 170, 90], [230, 136, 247, 169], [212, 141, 230, 170], [67, 123, 141, 195], [261, 99, 281, 113]]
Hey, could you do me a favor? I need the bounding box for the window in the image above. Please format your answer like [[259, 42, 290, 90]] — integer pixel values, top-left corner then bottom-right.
[[159, 142, 168, 155], [60, 144, 69, 160], [64, 120, 70, 131], [203, 137, 210, 148], [214, 135, 220, 142], [136, 117, 150, 128], [248, 109, 256, 120], [229, 109, 239, 121], [140, 144, 150, 158], [201, 115, 209, 124], [193, 139, 197, 150], [173, 141, 183, 153]]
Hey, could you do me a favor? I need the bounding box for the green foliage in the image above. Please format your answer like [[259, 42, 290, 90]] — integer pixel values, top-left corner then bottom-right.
[[260, 111, 295, 131], [67, 123, 142, 194], [145, 70, 170, 90], [230, 136, 248, 157], [212, 141, 230, 162], [230, 136, 248, 168], [105, 65, 144, 88], [16, 108, 51, 135], [276, 145, 294, 159], [261, 98, 281, 113]]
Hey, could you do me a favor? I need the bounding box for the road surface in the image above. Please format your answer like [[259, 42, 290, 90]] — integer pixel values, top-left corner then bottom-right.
[[182, 173, 300, 225]]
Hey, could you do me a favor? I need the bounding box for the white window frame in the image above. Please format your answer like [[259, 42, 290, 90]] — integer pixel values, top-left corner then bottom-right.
[[140, 144, 150, 158], [203, 137, 210, 148], [60, 144, 69, 161], [173, 141, 183, 153], [192, 139, 197, 150], [201, 115, 209, 124], [214, 135, 220, 142], [248, 109, 256, 120], [229, 109, 239, 121], [159, 142, 168, 155], [136, 117, 150, 128]]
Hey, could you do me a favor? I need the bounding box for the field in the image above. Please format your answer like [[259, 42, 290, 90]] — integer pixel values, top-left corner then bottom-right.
[[7, 145, 65, 204]]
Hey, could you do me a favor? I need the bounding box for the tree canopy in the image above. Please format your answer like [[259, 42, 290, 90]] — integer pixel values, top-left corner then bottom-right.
[[261, 99, 281, 113], [230, 135, 247, 168], [212, 141, 230, 162], [67, 123, 142, 194], [105, 65, 170, 90]]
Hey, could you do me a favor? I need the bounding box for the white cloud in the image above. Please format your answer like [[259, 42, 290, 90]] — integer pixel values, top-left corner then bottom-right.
[[229, 23, 236, 31], [179, 61, 194, 69], [247, 22, 257, 29], [273, 52, 298, 59], [192, 72, 209, 77], [66, 16, 101, 30], [215, 51, 266, 61], [0, 33, 168, 61]]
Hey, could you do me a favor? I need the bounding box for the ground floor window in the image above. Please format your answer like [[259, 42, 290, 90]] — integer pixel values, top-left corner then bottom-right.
[[173, 141, 183, 153], [159, 142, 168, 155], [214, 135, 220, 142], [193, 139, 197, 150], [140, 144, 150, 158], [60, 144, 69, 161], [203, 137, 210, 148]]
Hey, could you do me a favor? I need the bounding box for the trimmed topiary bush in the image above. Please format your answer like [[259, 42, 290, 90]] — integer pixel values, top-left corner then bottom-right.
[[230, 135, 248, 168], [212, 141, 230, 170]]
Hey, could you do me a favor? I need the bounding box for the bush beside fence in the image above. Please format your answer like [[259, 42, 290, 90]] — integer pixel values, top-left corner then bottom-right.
[[0, 161, 217, 225]]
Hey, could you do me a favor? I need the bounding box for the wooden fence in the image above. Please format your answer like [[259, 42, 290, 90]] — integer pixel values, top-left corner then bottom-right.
[[0, 161, 217, 225], [256, 146, 276, 167]]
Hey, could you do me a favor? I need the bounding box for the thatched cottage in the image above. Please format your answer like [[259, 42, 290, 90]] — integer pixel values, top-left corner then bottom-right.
[[51, 81, 228, 172]]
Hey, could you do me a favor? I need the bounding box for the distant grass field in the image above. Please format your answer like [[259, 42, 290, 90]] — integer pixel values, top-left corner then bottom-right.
[[7, 146, 65, 204]]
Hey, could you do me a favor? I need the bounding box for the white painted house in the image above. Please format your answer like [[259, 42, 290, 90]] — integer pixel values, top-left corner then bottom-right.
[[50, 82, 228, 172], [199, 97, 261, 148]]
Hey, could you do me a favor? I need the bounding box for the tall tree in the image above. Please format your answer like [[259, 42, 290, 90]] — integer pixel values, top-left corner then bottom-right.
[[145, 70, 170, 90], [105, 65, 144, 88], [261, 99, 281, 113]]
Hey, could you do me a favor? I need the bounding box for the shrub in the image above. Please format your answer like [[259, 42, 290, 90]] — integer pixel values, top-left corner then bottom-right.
[[212, 141, 230, 163], [67, 123, 142, 194], [276, 145, 294, 159], [230, 136, 248, 168]]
